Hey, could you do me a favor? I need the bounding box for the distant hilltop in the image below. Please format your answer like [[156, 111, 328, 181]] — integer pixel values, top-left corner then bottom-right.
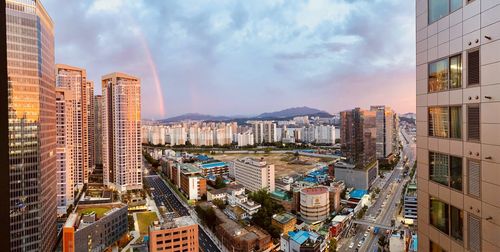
[[159, 106, 333, 122]]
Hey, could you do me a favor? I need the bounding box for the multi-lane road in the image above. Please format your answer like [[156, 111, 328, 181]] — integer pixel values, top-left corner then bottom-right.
[[342, 128, 416, 251], [143, 172, 221, 252]]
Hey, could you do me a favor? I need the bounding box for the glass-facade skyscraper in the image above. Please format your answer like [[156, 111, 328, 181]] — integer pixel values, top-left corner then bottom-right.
[[6, 0, 56, 251]]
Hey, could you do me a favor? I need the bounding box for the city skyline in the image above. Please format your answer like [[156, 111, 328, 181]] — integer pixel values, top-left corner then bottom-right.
[[43, 0, 416, 118]]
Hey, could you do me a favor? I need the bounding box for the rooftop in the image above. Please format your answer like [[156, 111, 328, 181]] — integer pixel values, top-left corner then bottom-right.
[[200, 161, 227, 169], [301, 186, 329, 195], [272, 213, 296, 224], [349, 189, 368, 200], [178, 163, 202, 174], [288, 230, 309, 245]]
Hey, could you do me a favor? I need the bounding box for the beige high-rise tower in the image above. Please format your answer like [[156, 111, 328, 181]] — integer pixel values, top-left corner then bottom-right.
[[56, 65, 92, 188], [6, 0, 57, 250], [102, 72, 142, 192], [416, 1, 500, 251]]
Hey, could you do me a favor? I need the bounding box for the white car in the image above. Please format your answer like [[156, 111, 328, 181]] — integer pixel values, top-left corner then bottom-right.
[[349, 242, 354, 249], [364, 231, 369, 237], [358, 241, 363, 247]]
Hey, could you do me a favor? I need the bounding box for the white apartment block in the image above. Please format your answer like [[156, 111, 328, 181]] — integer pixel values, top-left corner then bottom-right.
[[56, 64, 92, 187], [232, 157, 275, 193], [56, 88, 75, 215], [252, 121, 277, 143], [416, 1, 500, 251], [102, 72, 142, 192], [302, 125, 336, 144], [237, 131, 255, 147]]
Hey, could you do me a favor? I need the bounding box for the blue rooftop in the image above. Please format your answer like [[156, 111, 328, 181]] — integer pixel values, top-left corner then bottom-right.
[[349, 189, 368, 199], [196, 155, 211, 161], [288, 230, 310, 245], [302, 176, 317, 183], [201, 162, 227, 169]]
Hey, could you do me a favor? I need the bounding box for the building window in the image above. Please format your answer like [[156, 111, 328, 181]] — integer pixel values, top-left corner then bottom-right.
[[428, 106, 462, 139], [467, 49, 480, 86], [430, 197, 449, 234], [450, 205, 463, 241], [430, 197, 464, 242], [467, 105, 480, 141], [430, 240, 446, 252], [428, 55, 462, 92], [428, 0, 462, 24], [429, 152, 463, 191], [429, 0, 449, 24]]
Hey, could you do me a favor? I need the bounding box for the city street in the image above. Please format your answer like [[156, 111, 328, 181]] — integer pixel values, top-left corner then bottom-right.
[[341, 128, 416, 252], [144, 173, 220, 252]]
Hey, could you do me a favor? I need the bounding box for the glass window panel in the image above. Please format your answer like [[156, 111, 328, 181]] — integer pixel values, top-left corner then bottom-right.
[[430, 240, 447, 252], [429, 59, 449, 92], [451, 206, 463, 241], [429, 107, 449, 138], [450, 106, 462, 139], [430, 152, 449, 186], [449, 55, 462, 89], [430, 197, 449, 234], [450, 156, 463, 191], [429, 0, 449, 24], [450, 0, 463, 12]]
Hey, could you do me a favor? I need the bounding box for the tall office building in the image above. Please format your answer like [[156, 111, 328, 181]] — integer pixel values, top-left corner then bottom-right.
[[94, 95, 103, 165], [102, 72, 142, 192], [56, 64, 91, 188], [55, 88, 75, 215], [416, 1, 500, 251], [340, 108, 377, 168], [6, 0, 57, 251], [371, 106, 399, 160]]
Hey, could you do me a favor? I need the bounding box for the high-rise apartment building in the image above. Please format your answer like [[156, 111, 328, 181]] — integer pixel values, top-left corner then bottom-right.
[[252, 121, 277, 144], [416, 1, 500, 251], [56, 88, 76, 215], [102, 72, 142, 192], [6, 0, 57, 250], [94, 95, 103, 165], [86, 81, 94, 173], [56, 64, 92, 188]]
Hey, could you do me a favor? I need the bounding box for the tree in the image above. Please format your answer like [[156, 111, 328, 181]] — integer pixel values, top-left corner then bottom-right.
[[213, 199, 225, 210], [248, 189, 285, 238], [328, 238, 337, 252], [214, 176, 226, 189]]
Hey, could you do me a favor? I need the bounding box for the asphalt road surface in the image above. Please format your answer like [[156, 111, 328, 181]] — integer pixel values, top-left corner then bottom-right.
[[144, 172, 221, 252], [342, 128, 416, 252]]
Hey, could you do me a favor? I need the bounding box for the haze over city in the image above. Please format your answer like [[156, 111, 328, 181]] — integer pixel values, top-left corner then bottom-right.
[[43, 0, 416, 118]]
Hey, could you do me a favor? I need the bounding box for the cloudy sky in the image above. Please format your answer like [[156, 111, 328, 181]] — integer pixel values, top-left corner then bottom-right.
[[43, 0, 416, 119]]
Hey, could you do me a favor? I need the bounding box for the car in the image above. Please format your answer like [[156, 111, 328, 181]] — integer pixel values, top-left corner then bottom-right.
[[348, 242, 354, 249], [357, 241, 363, 247], [364, 231, 369, 237]]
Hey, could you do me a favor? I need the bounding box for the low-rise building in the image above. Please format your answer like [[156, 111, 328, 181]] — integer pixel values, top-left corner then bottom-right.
[[62, 203, 128, 252], [177, 163, 207, 201], [333, 161, 378, 190], [280, 230, 326, 252], [271, 213, 297, 234], [300, 186, 330, 224], [403, 182, 417, 222], [198, 161, 229, 176], [232, 157, 275, 193], [148, 216, 199, 252]]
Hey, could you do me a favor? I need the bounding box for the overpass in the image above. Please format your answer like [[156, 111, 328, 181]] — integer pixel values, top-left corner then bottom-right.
[[352, 219, 394, 230]]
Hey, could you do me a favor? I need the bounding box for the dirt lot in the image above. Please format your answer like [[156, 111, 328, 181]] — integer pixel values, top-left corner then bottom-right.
[[210, 153, 325, 178]]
